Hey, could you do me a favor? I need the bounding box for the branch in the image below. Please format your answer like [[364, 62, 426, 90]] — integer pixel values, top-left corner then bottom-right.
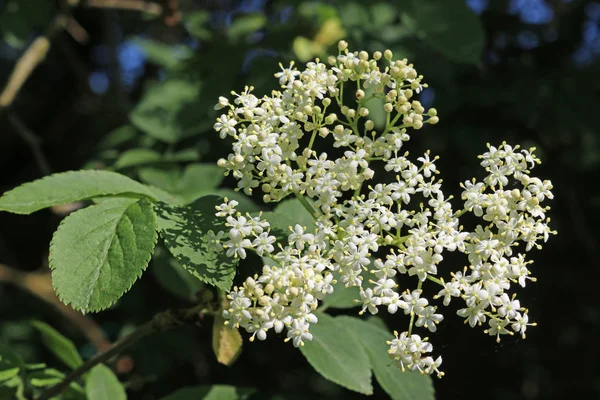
[[36, 305, 207, 400], [0, 263, 108, 349], [0, 15, 68, 109], [83, 0, 162, 14], [6, 112, 52, 175]]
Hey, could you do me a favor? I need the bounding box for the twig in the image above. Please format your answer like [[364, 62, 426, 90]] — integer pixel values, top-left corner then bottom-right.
[[0, 263, 108, 348], [36, 306, 206, 400], [83, 0, 162, 14], [0, 15, 68, 109], [6, 112, 52, 175]]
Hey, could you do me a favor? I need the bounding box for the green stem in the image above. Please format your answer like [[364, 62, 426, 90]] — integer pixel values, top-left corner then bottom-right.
[[407, 280, 423, 336], [427, 275, 444, 286], [296, 193, 319, 219]]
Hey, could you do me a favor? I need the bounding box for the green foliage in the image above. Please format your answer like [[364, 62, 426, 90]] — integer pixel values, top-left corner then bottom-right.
[[0, 0, 52, 48], [0, 345, 23, 382], [112, 149, 163, 170], [0, 170, 159, 214], [49, 198, 158, 312], [160, 385, 255, 400], [321, 280, 360, 309], [410, 0, 484, 65], [151, 246, 205, 302], [154, 196, 239, 291], [130, 79, 209, 144], [228, 13, 267, 42], [132, 38, 193, 70], [139, 163, 225, 204], [85, 365, 127, 400], [261, 198, 316, 241], [300, 313, 373, 395], [338, 317, 435, 400], [29, 369, 86, 399], [31, 321, 83, 370]]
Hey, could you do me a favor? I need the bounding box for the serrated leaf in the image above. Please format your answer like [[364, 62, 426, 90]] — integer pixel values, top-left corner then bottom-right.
[[85, 364, 126, 400], [153, 196, 238, 291], [212, 314, 242, 366], [410, 0, 484, 65], [130, 79, 205, 143], [113, 149, 162, 170], [0, 345, 23, 382], [337, 316, 435, 400], [31, 321, 83, 369], [49, 198, 158, 312], [0, 170, 159, 214], [300, 313, 373, 395], [160, 385, 254, 400]]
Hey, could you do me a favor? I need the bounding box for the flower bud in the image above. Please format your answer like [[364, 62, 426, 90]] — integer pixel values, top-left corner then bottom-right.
[[384, 49, 393, 60], [427, 116, 439, 125], [359, 107, 369, 117], [356, 89, 365, 99], [322, 98, 331, 107], [338, 40, 348, 51], [384, 103, 393, 113], [365, 120, 375, 131], [373, 51, 382, 60]]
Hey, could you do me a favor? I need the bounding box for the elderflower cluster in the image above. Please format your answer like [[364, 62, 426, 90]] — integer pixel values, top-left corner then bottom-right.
[[212, 41, 555, 377]]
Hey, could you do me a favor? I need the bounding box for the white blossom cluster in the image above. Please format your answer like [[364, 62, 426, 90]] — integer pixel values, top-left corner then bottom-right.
[[212, 41, 555, 377]]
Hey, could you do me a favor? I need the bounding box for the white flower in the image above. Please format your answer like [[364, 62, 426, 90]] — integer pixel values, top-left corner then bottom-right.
[[213, 114, 237, 138]]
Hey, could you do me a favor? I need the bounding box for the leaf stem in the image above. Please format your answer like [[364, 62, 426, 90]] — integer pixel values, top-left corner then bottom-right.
[[36, 305, 206, 400], [295, 193, 319, 219], [407, 280, 423, 336]]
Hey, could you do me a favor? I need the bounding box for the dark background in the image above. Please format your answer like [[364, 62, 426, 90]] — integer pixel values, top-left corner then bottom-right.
[[0, 0, 599, 399]]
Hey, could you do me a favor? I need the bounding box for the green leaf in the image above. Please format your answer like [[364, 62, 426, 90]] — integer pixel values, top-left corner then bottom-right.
[[410, 0, 485, 65], [85, 364, 126, 400], [370, 3, 397, 27], [130, 79, 206, 143], [262, 198, 316, 241], [300, 313, 373, 395], [169, 163, 225, 204], [153, 196, 239, 291], [31, 321, 83, 369], [29, 368, 85, 399], [132, 38, 192, 69], [0, 345, 23, 382], [98, 125, 137, 150], [182, 11, 212, 40], [228, 13, 267, 41], [322, 279, 360, 309], [113, 149, 162, 170], [337, 316, 435, 400], [138, 166, 181, 192], [160, 385, 254, 400], [49, 198, 158, 312], [151, 246, 205, 302], [0, 170, 159, 214]]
